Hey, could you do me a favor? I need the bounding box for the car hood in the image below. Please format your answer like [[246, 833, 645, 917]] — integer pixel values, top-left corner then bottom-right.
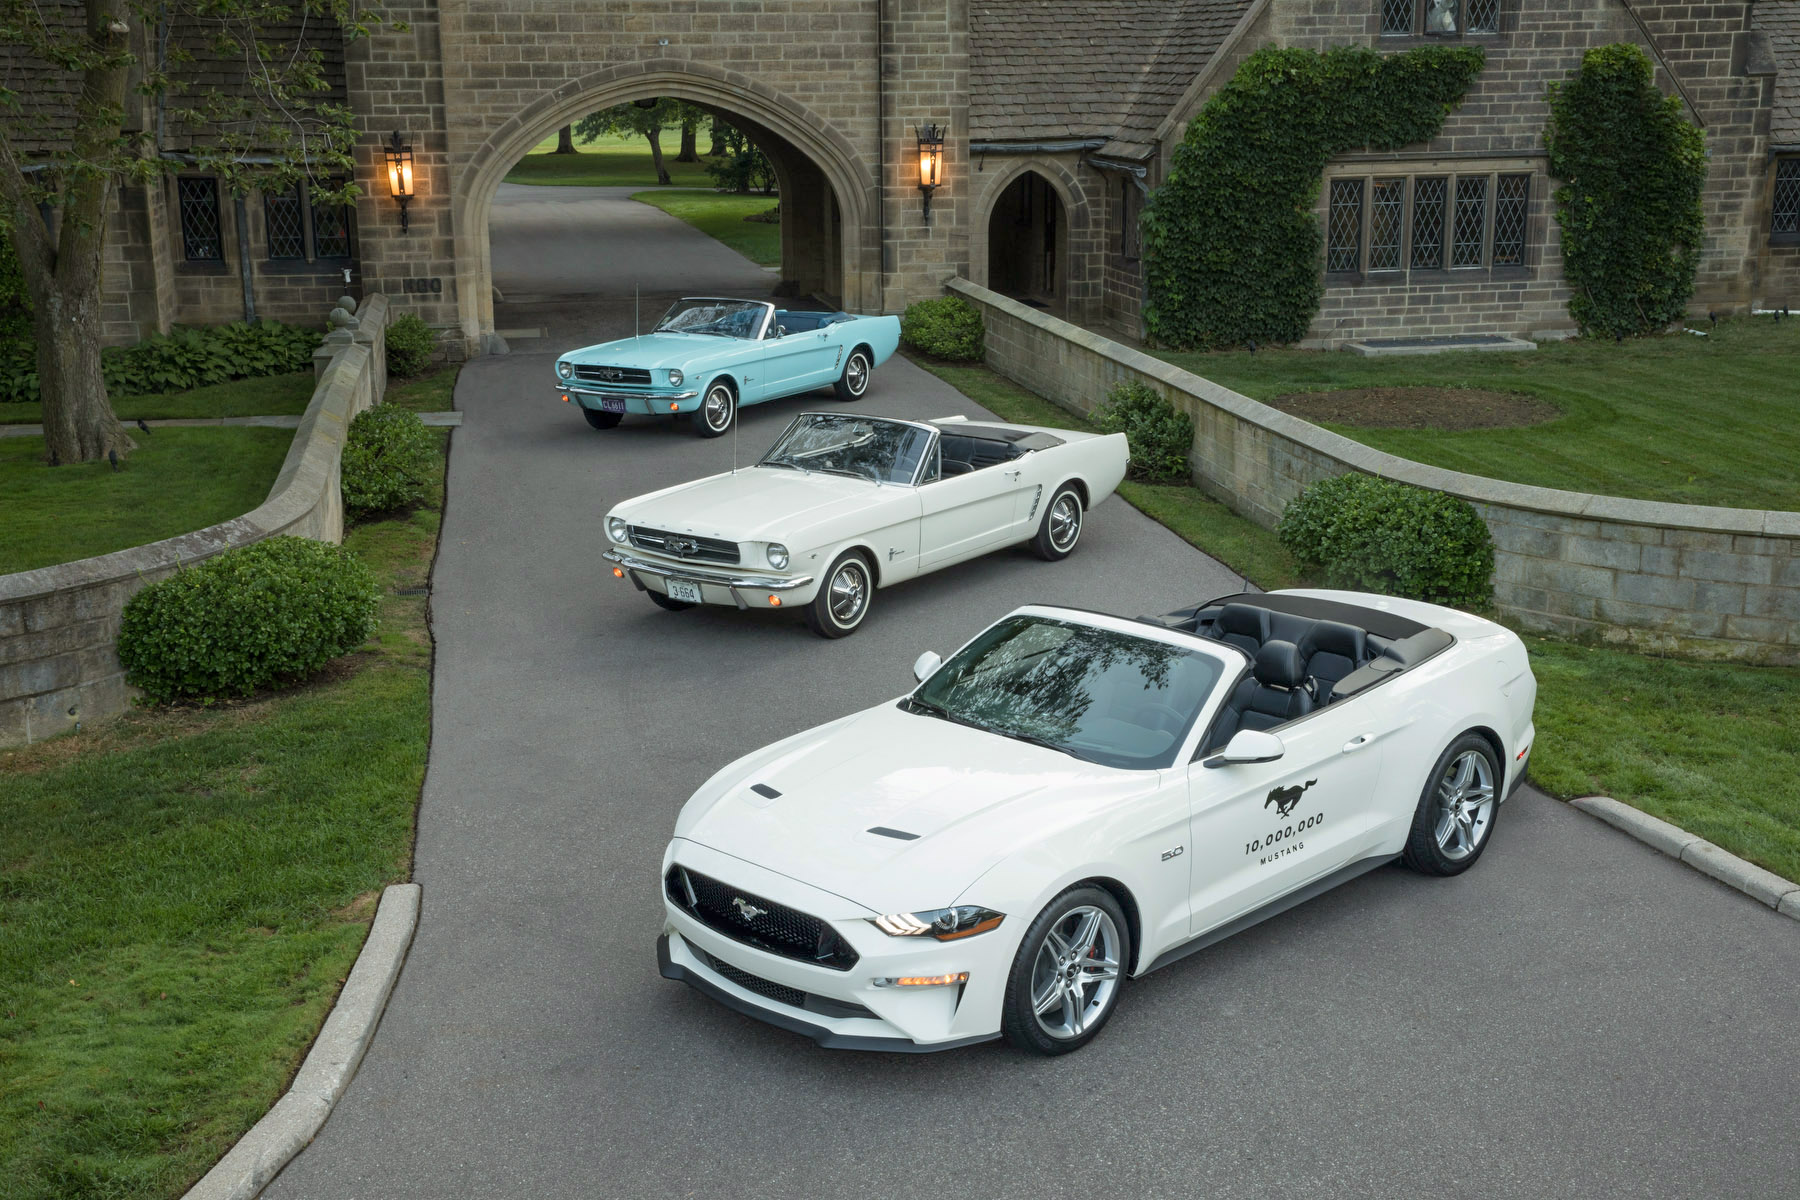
[[562, 332, 730, 370], [610, 466, 904, 545], [672, 702, 1152, 914]]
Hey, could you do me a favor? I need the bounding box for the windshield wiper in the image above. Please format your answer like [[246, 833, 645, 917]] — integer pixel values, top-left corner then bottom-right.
[[762, 457, 813, 476], [900, 697, 987, 733], [991, 728, 1089, 761], [817, 466, 876, 482]]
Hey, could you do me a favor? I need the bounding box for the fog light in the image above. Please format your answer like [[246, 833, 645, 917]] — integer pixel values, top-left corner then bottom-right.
[[874, 972, 969, 988], [613, 567, 624, 578], [768, 595, 781, 606]]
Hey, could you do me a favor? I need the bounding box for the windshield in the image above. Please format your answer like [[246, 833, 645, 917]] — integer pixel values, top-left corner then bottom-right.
[[654, 299, 767, 340], [758, 414, 932, 485], [906, 615, 1225, 769]]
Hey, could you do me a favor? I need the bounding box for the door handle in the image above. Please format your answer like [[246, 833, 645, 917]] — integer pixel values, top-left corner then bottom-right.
[[1004, 469, 1021, 482], [1342, 733, 1375, 753]]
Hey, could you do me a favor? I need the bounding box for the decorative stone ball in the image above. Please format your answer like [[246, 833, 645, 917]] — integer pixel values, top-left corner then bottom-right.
[[337, 295, 358, 315], [328, 306, 361, 330]]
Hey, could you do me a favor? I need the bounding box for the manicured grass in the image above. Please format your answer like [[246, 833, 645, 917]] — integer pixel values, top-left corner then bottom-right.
[[384, 365, 459, 414], [0, 428, 294, 575], [0, 436, 443, 1199], [0, 374, 316, 426], [631, 189, 782, 266], [1149, 316, 1800, 511], [502, 131, 718, 188]]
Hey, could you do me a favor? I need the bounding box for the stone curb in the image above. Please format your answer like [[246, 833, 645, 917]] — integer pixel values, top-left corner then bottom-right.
[[183, 883, 421, 1200], [1569, 797, 1799, 919]]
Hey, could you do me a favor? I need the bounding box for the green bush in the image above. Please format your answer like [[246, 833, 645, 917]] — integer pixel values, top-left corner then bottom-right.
[[900, 296, 985, 362], [0, 236, 31, 341], [0, 319, 320, 404], [384, 313, 438, 378], [342, 404, 436, 519], [118, 536, 380, 703], [1090, 381, 1193, 483], [0, 338, 36, 404], [1278, 474, 1494, 607]]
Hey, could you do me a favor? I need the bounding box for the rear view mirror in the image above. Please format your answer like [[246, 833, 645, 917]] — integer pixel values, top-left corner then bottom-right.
[[912, 651, 942, 683], [1203, 729, 1285, 768]]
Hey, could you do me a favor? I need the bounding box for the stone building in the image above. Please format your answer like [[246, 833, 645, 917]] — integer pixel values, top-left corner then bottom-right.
[[11, 0, 1799, 353]]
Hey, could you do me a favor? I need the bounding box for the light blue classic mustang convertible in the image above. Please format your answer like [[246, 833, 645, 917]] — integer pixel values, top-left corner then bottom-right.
[[553, 297, 903, 438]]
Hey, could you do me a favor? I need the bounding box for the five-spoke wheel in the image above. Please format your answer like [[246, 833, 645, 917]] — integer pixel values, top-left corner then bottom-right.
[[1001, 886, 1130, 1055], [1402, 733, 1501, 876], [1030, 484, 1085, 561], [834, 349, 872, 401], [805, 551, 873, 638], [697, 381, 736, 438]]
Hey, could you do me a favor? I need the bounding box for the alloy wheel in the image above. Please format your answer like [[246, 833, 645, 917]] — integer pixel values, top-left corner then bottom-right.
[[1030, 905, 1122, 1041], [1433, 749, 1495, 861]]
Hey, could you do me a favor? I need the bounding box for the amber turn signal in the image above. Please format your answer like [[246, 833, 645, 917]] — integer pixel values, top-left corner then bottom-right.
[[768, 596, 781, 606], [561, 393, 570, 403], [612, 567, 624, 578], [882, 972, 970, 988], [669, 402, 680, 412]]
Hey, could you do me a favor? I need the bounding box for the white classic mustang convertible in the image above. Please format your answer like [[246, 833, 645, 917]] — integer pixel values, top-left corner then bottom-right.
[[658, 590, 1537, 1054], [601, 411, 1129, 636]]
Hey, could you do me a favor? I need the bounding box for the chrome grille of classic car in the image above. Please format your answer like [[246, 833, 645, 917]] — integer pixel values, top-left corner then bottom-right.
[[665, 866, 859, 971], [627, 525, 741, 565], [573, 365, 653, 386]]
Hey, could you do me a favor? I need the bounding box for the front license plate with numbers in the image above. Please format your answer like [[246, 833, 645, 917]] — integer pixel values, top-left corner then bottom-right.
[[598, 395, 627, 413], [665, 579, 703, 604]]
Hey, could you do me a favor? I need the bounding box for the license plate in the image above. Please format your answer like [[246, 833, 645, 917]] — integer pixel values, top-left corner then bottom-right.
[[665, 579, 703, 604], [598, 395, 627, 413]]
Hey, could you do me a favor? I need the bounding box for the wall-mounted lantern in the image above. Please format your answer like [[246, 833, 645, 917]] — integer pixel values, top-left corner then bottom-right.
[[385, 130, 416, 232], [917, 123, 946, 221]]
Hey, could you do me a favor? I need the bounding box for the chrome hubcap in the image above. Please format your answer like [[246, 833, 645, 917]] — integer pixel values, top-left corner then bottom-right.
[[828, 561, 868, 626], [704, 387, 732, 430], [846, 354, 867, 394], [1030, 906, 1121, 1041], [1048, 494, 1081, 551], [1433, 750, 1495, 861]]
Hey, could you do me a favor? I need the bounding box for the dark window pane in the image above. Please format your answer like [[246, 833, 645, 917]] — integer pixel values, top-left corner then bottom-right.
[[1452, 175, 1487, 268], [1327, 179, 1363, 274], [1493, 174, 1529, 266], [1424, 0, 1460, 34], [178, 177, 222, 262], [312, 193, 352, 259], [1381, 0, 1416, 34], [1369, 179, 1405, 271], [265, 188, 304, 259], [1774, 159, 1800, 235], [1466, 0, 1500, 32], [1411, 176, 1447, 269]]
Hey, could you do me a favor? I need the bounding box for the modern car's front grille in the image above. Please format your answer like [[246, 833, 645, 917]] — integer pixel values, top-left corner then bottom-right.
[[573, 364, 653, 386], [666, 866, 859, 971], [628, 525, 741, 565], [695, 949, 878, 1019]]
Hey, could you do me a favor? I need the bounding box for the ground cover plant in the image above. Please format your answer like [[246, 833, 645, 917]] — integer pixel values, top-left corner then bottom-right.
[[0, 432, 445, 1199], [630, 190, 782, 266], [1, 322, 320, 407], [1150, 315, 1800, 511], [501, 131, 716, 188]]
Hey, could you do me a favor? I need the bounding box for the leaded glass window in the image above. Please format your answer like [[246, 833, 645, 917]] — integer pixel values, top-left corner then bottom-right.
[[1452, 176, 1487, 267], [1492, 174, 1528, 266], [1466, 0, 1501, 32], [265, 187, 305, 259], [1381, 0, 1416, 34], [1411, 176, 1448, 269], [1369, 179, 1406, 271], [1327, 179, 1364, 273], [312, 190, 352, 259], [178, 177, 222, 262], [1774, 159, 1800, 238]]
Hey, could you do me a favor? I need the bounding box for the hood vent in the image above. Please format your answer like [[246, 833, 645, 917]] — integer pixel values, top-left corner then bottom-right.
[[867, 826, 920, 841]]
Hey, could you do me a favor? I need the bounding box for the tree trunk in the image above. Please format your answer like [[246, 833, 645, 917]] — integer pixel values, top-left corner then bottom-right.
[[675, 120, 699, 163], [647, 131, 671, 186], [707, 119, 724, 158], [554, 125, 577, 154], [37, 273, 132, 465]]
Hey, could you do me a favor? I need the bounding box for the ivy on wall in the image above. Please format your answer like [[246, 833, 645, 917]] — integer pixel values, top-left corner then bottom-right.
[[1545, 45, 1706, 339], [1140, 45, 1485, 351]]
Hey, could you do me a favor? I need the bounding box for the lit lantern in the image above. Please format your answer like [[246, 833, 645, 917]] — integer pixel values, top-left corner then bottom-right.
[[916, 123, 946, 220], [385, 131, 416, 232]]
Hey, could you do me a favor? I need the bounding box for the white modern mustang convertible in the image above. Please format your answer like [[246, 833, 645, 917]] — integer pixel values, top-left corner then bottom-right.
[[658, 589, 1537, 1054], [602, 411, 1128, 636]]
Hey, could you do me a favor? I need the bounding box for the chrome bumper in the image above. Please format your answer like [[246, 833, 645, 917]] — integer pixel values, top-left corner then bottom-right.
[[602, 549, 814, 610], [554, 385, 700, 401]]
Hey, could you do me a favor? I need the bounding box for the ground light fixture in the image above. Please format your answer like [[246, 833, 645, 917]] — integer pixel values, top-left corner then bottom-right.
[[917, 123, 945, 221], [385, 131, 415, 232]]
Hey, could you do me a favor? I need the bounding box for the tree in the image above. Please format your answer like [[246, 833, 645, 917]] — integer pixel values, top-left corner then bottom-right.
[[707, 117, 724, 158], [576, 99, 682, 185], [675, 116, 698, 163], [553, 124, 577, 154], [0, 0, 381, 464], [704, 123, 777, 195]]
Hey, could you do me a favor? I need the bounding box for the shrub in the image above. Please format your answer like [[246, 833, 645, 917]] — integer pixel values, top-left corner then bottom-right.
[[0, 338, 36, 404], [1090, 381, 1194, 483], [0, 236, 31, 341], [900, 296, 984, 362], [2, 320, 319, 404], [385, 312, 438, 378], [342, 404, 436, 519], [1278, 474, 1494, 607], [118, 536, 380, 703]]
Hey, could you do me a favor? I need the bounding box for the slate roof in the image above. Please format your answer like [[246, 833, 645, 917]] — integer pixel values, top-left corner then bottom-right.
[[1756, 0, 1800, 147], [969, 0, 1253, 160]]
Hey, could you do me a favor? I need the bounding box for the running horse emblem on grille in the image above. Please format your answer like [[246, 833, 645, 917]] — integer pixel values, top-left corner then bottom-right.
[[598, 366, 622, 381], [731, 897, 766, 921], [667, 536, 699, 556]]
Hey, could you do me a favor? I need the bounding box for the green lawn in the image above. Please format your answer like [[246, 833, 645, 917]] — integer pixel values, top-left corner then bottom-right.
[[384, 366, 459, 414], [502, 131, 718, 188], [631, 190, 782, 266], [0, 435, 444, 1200], [909, 352, 1800, 883], [0, 374, 316, 426], [0, 428, 294, 575], [1150, 316, 1800, 511]]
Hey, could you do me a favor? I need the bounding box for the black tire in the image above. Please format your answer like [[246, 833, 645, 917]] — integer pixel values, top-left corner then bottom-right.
[[1030, 484, 1084, 561], [696, 380, 736, 438], [647, 590, 694, 612], [804, 551, 873, 638], [1000, 885, 1131, 1056], [833, 348, 872, 401], [1400, 733, 1502, 876], [581, 407, 623, 430]]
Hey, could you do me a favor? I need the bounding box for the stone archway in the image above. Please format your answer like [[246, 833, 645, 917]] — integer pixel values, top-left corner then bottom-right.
[[970, 158, 1096, 321], [452, 59, 879, 349]]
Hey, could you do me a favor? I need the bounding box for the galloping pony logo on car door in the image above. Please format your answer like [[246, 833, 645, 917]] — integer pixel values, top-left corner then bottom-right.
[[1264, 779, 1317, 819]]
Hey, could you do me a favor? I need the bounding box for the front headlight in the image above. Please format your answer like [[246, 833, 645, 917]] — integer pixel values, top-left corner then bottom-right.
[[668, 368, 684, 387], [766, 543, 789, 570], [607, 516, 627, 544], [557, 360, 573, 380], [870, 906, 1005, 941]]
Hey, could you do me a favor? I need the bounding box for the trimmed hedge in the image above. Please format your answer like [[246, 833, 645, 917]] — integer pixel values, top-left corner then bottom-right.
[[118, 536, 380, 703], [342, 404, 436, 520], [0, 320, 321, 404], [1090, 381, 1194, 483], [384, 313, 438, 378], [900, 296, 984, 362], [1279, 474, 1494, 607]]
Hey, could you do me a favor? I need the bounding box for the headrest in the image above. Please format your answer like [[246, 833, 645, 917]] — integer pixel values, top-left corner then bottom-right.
[[1253, 640, 1305, 689], [1303, 620, 1366, 660], [1216, 603, 1268, 639]]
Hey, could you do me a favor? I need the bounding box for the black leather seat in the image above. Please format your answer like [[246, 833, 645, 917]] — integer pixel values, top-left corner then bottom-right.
[[1207, 640, 1315, 751], [941, 458, 974, 477], [1206, 602, 1270, 656], [1298, 620, 1367, 704]]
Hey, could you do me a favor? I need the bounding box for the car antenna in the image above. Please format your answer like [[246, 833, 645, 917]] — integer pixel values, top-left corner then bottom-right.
[[731, 400, 739, 475], [634, 284, 639, 337]]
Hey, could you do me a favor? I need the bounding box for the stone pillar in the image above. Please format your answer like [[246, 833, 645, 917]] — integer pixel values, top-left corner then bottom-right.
[[879, 0, 969, 311]]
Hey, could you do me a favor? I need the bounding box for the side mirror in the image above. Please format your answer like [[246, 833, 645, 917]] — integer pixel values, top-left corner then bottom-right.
[[912, 651, 942, 683], [1202, 729, 1285, 769]]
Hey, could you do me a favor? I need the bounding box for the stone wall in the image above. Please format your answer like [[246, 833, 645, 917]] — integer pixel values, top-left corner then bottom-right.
[[949, 277, 1800, 664], [0, 295, 392, 747]]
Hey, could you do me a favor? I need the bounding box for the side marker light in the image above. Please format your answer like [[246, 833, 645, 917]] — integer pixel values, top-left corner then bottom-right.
[[768, 596, 781, 606], [612, 567, 625, 578], [877, 972, 970, 988]]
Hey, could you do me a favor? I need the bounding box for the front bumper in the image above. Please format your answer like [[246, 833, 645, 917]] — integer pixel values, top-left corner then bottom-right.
[[554, 384, 700, 415], [603, 548, 818, 609]]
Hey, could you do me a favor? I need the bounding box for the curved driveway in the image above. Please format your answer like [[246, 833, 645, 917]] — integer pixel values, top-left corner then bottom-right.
[[268, 207, 1799, 1200]]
